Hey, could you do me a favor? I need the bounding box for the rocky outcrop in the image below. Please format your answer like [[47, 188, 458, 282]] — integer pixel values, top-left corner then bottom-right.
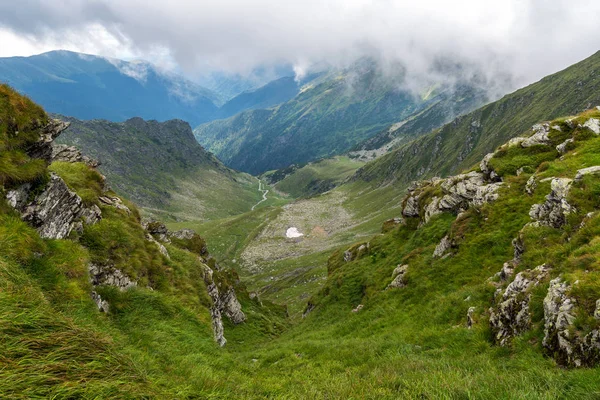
[[51, 144, 99, 167], [401, 171, 503, 224], [529, 178, 574, 228], [583, 118, 600, 134], [525, 175, 537, 195], [145, 233, 170, 259], [489, 264, 551, 345], [433, 235, 452, 258], [91, 291, 110, 313], [344, 242, 370, 262], [219, 288, 246, 324], [143, 220, 171, 243], [556, 138, 574, 155], [25, 119, 70, 162], [543, 278, 600, 367], [201, 265, 247, 346], [574, 166, 600, 181], [89, 263, 137, 290], [99, 195, 131, 215], [7, 173, 101, 239], [521, 123, 551, 148], [387, 264, 408, 289]]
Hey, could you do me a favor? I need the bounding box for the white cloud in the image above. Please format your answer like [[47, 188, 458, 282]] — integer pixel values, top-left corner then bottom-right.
[[0, 0, 599, 91]]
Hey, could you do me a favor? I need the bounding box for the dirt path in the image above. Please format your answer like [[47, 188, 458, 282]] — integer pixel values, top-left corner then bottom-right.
[[251, 179, 269, 211]]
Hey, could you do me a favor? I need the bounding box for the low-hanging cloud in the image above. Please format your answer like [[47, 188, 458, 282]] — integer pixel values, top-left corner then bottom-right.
[[1, 0, 600, 93]]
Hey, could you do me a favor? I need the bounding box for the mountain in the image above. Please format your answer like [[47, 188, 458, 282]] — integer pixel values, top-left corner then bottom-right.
[[194, 59, 490, 175], [354, 51, 600, 187], [196, 64, 296, 101], [0, 50, 220, 126], [215, 76, 300, 119], [54, 116, 262, 221], [3, 82, 600, 398]]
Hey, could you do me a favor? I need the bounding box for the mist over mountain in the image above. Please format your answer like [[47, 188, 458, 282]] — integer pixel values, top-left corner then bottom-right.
[[0, 50, 220, 125]]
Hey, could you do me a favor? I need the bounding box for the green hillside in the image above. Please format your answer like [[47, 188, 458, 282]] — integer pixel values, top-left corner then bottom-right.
[[355, 51, 600, 187], [262, 156, 364, 198], [194, 60, 488, 174], [3, 83, 600, 398], [55, 116, 264, 221]]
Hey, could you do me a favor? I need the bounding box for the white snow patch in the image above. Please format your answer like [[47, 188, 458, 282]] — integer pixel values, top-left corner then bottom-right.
[[286, 227, 304, 238]]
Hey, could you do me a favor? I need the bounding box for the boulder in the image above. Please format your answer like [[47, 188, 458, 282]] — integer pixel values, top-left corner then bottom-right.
[[467, 306, 476, 329], [529, 178, 574, 228], [556, 138, 574, 155], [521, 123, 551, 147], [388, 264, 408, 289], [220, 288, 246, 325], [525, 175, 537, 195], [583, 118, 600, 135]]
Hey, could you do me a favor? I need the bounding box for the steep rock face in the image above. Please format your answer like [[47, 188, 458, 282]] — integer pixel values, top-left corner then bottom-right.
[[25, 119, 70, 162], [7, 173, 101, 239], [543, 278, 600, 367], [143, 222, 246, 346], [201, 266, 247, 346], [489, 264, 551, 346], [529, 178, 574, 228]]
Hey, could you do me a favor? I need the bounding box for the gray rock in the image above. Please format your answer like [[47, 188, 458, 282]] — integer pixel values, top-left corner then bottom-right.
[[169, 229, 196, 240], [490, 264, 550, 345], [25, 119, 70, 162], [201, 263, 246, 346], [467, 307, 476, 329], [583, 118, 600, 134], [529, 178, 574, 228], [220, 288, 246, 324], [541, 279, 600, 367], [99, 196, 131, 215], [91, 291, 110, 313], [525, 175, 537, 195], [89, 263, 137, 290], [388, 264, 408, 289], [556, 138, 574, 155], [575, 166, 600, 181], [51, 144, 99, 167], [8, 173, 101, 239], [521, 123, 551, 147], [145, 233, 170, 259], [433, 235, 452, 258], [402, 195, 420, 217]]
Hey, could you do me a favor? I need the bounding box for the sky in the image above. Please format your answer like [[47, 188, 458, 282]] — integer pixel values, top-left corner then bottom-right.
[[1, 0, 600, 90]]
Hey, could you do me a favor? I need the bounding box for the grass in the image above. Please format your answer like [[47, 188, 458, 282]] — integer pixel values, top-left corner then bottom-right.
[[3, 86, 600, 398], [272, 156, 365, 198]]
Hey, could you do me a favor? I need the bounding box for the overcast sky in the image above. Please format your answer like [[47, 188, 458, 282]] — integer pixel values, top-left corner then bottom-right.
[[1, 0, 599, 89]]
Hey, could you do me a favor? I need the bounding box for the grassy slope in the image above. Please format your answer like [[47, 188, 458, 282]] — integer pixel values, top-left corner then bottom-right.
[[194, 63, 431, 175], [264, 156, 365, 198], [55, 116, 262, 222], [355, 51, 600, 187], [3, 83, 600, 398]]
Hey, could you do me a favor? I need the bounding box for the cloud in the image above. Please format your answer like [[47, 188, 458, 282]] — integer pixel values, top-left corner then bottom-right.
[[0, 0, 599, 92]]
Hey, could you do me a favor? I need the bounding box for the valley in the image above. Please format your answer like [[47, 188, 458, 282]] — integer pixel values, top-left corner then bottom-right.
[[1, 19, 600, 397]]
